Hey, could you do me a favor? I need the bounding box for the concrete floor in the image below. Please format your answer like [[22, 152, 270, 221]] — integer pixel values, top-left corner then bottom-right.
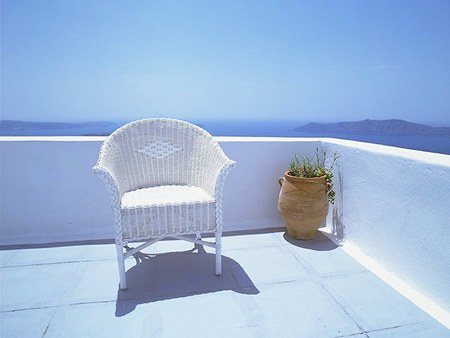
[[1, 229, 449, 338]]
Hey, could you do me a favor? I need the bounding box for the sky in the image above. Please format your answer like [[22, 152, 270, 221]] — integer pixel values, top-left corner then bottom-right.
[[1, 0, 450, 125]]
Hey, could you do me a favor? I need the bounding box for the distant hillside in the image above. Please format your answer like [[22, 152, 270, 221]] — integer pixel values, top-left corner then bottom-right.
[[0, 120, 116, 131], [292, 119, 450, 136], [0, 120, 119, 136]]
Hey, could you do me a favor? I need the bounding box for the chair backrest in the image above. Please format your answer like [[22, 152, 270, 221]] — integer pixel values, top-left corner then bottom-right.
[[97, 118, 221, 193]]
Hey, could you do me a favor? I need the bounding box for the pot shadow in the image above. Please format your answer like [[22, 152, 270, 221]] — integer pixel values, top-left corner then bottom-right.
[[115, 244, 259, 317], [283, 231, 339, 251]]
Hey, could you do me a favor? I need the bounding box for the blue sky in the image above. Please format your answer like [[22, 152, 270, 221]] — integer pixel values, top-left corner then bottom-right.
[[2, 1, 450, 125]]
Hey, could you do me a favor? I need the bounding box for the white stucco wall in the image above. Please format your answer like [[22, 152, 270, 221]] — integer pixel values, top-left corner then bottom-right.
[[325, 139, 450, 317], [1, 136, 449, 316], [0, 137, 113, 244], [218, 137, 322, 232], [0, 136, 321, 245]]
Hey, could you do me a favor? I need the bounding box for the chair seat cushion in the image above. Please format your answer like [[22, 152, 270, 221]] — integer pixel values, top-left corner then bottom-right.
[[121, 185, 214, 208], [120, 185, 216, 240]]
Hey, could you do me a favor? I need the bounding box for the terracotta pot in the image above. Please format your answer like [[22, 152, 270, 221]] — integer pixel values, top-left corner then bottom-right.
[[278, 172, 329, 240]]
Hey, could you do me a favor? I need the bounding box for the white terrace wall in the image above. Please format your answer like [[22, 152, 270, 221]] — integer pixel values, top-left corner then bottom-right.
[[325, 138, 450, 316], [0, 136, 320, 245], [1, 136, 449, 314]]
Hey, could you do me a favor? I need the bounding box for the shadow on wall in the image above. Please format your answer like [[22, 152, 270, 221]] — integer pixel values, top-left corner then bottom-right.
[[331, 167, 345, 243], [115, 244, 259, 317]]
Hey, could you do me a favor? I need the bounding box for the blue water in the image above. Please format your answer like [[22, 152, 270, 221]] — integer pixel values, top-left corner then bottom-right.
[[196, 120, 300, 137], [2, 119, 450, 155]]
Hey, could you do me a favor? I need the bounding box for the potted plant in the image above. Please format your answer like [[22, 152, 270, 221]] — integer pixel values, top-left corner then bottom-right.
[[278, 148, 339, 240]]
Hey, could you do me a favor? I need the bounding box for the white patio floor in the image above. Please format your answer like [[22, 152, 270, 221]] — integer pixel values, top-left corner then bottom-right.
[[1, 229, 449, 337]]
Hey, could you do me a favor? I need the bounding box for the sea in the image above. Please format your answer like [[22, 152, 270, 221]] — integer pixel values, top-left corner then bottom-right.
[[1, 119, 450, 155]]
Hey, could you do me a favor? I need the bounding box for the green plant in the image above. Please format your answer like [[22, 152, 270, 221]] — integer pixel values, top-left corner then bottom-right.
[[287, 148, 340, 204]]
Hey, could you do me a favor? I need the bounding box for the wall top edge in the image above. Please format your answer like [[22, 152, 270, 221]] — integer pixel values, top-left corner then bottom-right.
[[0, 136, 106, 142], [214, 136, 323, 142], [0, 136, 322, 142], [323, 138, 450, 166]]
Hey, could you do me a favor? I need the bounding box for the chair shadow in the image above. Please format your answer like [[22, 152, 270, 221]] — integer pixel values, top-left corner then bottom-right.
[[115, 244, 259, 317], [283, 231, 339, 251]]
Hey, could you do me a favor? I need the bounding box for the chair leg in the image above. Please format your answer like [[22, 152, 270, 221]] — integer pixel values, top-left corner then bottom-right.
[[115, 243, 127, 290], [215, 232, 222, 276]]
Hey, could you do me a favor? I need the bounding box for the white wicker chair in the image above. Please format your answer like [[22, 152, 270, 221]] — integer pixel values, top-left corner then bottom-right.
[[93, 118, 236, 290]]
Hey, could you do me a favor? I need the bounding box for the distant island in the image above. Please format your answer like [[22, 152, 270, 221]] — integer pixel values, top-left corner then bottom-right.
[[292, 119, 450, 136], [0, 120, 119, 136]]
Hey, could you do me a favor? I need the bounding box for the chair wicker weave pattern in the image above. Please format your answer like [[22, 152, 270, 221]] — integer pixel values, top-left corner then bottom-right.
[[93, 118, 236, 289], [121, 201, 216, 240]]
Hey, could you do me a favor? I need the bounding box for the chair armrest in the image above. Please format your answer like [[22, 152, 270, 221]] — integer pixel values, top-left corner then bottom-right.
[[93, 164, 122, 211], [207, 156, 235, 232], [214, 158, 236, 200]]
